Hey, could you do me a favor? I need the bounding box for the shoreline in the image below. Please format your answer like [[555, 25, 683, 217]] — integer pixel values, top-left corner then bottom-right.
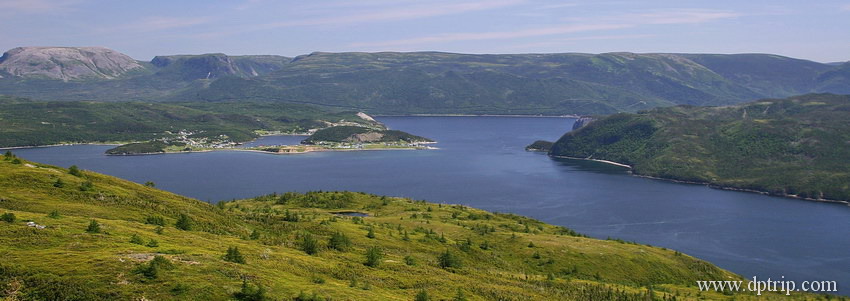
[[106, 145, 439, 156], [374, 114, 580, 118], [551, 155, 850, 206]]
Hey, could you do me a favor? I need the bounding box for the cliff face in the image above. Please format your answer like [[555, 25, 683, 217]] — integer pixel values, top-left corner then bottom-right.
[[0, 47, 143, 80], [571, 116, 596, 131]]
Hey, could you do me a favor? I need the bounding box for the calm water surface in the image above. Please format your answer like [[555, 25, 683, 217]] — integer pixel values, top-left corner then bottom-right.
[[12, 116, 850, 294]]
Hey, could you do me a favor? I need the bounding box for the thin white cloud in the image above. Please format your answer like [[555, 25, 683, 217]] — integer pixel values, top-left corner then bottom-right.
[[126, 17, 212, 32], [241, 0, 525, 30], [841, 4, 850, 11], [504, 34, 656, 50], [350, 24, 631, 48], [0, 0, 79, 14], [351, 8, 739, 49]]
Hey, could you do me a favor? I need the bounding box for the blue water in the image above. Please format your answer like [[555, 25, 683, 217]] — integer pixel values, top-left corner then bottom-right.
[[11, 116, 850, 294]]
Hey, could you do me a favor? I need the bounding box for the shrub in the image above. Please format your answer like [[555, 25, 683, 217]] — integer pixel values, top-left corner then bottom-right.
[[144, 181, 156, 187], [364, 246, 382, 267], [146, 239, 160, 248], [68, 165, 82, 177], [130, 234, 145, 245], [415, 290, 430, 301], [234, 279, 267, 301], [85, 220, 101, 233], [1, 212, 15, 223], [145, 215, 166, 226], [249, 229, 261, 240], [224, 246, 246, 264], [53, 178, 65, 188], [438, 249, 461, 269], [327, 231, 351, 251], [11, 158, 22, 164], [301, 232, 319, 255], [174, 213, 192, 231], [403, 255, 416, 266], [79, 181, 94, 192], [47, 210, 61, 219], [3, 150, 12, 160], [366, 227, 376, 239]]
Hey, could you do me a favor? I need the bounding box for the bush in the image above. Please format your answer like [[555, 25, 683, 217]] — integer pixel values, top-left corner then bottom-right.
[[403, 255, 416, 266], [144, 181, 156, 187], [145, 215, 166, 226], [85, 220, 101, 233], [415, 290, 430, 301], [175, 213, 192, 231], [68, 165, 82, 177], [327, 231, 351, 251], [47, 210, 60, 219], [224, 246, 246, 264], [79, 181, 94, 192], [1, 212, 15, 223], [366, 227, 376, 239], [130, 234, 145, 245], [364, 246, 382, 267], [11, 158, 22, 164], [301, 232, 319, 255], [146, 239, 160, 248], [234, 279, 268, 301], [53, 178, 65, 188], [438, 249, 461, 269]]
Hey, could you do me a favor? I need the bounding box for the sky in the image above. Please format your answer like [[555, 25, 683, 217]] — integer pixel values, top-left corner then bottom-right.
[[1, 0, 848, 63]]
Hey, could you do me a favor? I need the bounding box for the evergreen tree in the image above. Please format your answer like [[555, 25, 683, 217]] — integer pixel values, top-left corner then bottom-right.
[[234, 279, 267, 301], [11, 158, 21, 164], [327, 231, 351, 251], [366, 227, 376, 239], [364, 246, 382, 267], [224, 246, 246, 264], [144, 181, 156, 187], [3, 150, 12, 160], [438, 249, 461, 269], [175, 213, 192, 231], [53, 178, 65, 188], [85, 220, 101, 233], [404, 255, 416, 266]]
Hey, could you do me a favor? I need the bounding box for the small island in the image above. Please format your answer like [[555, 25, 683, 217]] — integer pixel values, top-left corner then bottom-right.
[[106, 126, 435, 155]]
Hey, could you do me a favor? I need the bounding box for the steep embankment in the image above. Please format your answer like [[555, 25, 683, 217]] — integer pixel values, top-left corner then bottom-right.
[[548, 93, 850, 202], [0, 154, 786, 300]]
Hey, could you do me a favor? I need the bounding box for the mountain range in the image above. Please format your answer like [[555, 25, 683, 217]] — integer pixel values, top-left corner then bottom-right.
[[0, 46, 848, 115]]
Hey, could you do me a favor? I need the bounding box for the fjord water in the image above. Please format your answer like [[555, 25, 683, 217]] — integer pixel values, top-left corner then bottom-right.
[[12, 116, 850, 293]]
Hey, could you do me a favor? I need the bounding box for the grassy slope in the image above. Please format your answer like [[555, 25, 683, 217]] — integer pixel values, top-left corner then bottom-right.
[[549, 93, 850, 201], [0, 156, 811, 300], [0, 97, 375, 147]]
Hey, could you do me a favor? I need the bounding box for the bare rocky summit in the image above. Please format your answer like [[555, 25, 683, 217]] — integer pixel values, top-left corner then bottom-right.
[[0, 46, 143, 80]]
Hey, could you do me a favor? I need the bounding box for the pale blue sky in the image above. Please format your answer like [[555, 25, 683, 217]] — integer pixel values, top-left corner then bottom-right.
[[1, 0, 848, 62]]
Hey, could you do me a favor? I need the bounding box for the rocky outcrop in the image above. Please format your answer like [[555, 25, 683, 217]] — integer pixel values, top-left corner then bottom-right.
[[346, 132, 384, 143], [572, 116, 596, 131], [0, 47, 143, 80]]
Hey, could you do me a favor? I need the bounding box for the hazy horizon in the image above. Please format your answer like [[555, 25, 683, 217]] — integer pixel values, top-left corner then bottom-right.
[[1, 0, 849, 63]]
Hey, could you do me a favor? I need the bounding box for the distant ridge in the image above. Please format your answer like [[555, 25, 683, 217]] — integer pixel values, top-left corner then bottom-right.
[[0, 46, 848, 115]]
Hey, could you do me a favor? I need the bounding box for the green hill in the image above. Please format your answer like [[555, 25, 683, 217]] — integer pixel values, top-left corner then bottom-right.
[[303, 126, 433, 145], [0, 97, 377, 148], [2, 47, 849, 115], [2, 154, 809, 300], [548, 93, 850, 202]]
